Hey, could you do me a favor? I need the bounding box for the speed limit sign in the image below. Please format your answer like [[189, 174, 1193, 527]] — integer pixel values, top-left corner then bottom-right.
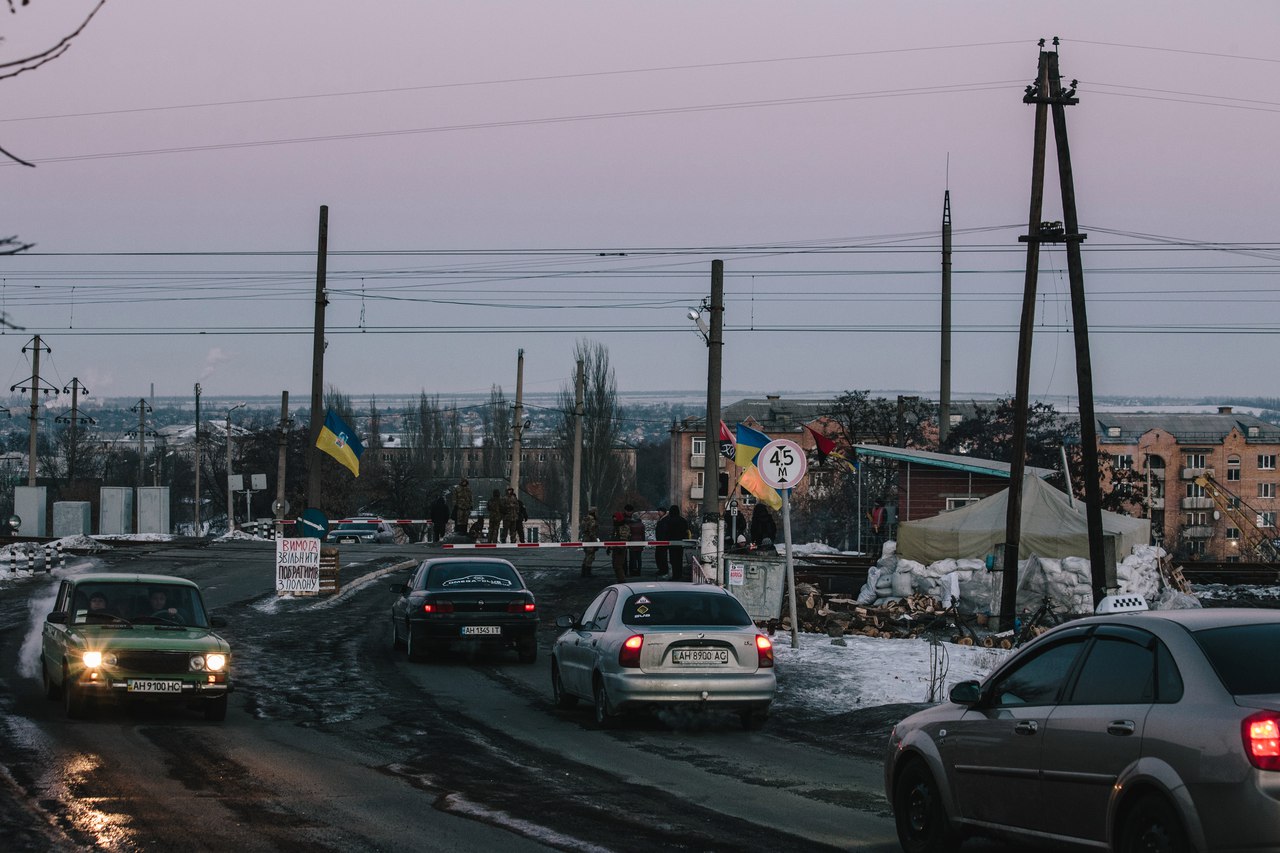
[[757, 439, 808, 490]]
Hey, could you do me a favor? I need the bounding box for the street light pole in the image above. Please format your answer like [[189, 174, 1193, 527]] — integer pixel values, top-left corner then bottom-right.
[[226, 402, 245, 532]]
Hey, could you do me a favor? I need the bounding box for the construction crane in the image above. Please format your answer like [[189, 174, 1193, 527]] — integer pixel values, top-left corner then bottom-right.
[[1195, 474, 1280, 561]]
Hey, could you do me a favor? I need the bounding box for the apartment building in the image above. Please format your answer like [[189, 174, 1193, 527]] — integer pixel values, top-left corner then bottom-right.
[[1097, 406, 1280, 561]]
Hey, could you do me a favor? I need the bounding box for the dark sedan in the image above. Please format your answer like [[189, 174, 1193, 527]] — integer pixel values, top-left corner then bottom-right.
[[390, 557, 538, 663], [885, 605, 1280, 853]]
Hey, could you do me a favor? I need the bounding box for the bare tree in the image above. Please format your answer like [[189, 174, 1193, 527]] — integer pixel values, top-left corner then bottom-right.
[[553, 339, 628, 519]]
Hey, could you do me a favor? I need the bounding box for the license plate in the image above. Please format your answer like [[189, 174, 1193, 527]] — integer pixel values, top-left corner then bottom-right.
[[127, 679, 183, 693], [461, 626, 502, 636], [672, 648, 729, 665]]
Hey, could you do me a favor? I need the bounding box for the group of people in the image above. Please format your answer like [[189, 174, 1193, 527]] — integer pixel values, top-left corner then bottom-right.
[[427, 478, 528, 543], [86, 588, 182, 622], [579, 504, 693, 582]]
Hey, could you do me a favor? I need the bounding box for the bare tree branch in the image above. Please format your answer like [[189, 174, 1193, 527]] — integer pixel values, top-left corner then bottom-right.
[[0, 0, 107, 72], [0, 235, 34, 254], [0, 41, 71, 83]]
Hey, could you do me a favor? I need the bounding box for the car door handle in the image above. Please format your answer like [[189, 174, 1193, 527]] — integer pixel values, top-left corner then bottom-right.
[[1014, 720, 1039, 736], [1107, 720, 1136, 736]]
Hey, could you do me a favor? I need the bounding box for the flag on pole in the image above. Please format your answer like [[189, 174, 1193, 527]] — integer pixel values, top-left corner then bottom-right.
[[804, 423, 856, 471], [316, 409, 364, 477], [718, 421, 736, 460], [734, 423, 771, 469], [737, 464, 782, 511]]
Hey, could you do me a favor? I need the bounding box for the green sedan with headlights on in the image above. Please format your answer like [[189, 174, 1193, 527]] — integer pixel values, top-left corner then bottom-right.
[[40, 573, 232, 721]]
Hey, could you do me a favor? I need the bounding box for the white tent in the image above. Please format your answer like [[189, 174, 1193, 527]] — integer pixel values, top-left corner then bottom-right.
[[896, 475, 1151, 564]]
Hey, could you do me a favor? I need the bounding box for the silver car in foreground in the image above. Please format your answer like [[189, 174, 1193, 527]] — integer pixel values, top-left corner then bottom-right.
[[551, 582, 776, 729], [885, 607, 1280, 853]]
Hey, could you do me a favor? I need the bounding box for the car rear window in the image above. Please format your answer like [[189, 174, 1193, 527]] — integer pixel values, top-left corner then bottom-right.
[[1194, 624, 1280, 696], [621, 591, 752, 627], [423, 563, 522, 591]]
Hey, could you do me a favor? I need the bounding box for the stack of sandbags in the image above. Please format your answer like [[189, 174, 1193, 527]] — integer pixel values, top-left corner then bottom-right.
[[1116, 545, 1164, 601]]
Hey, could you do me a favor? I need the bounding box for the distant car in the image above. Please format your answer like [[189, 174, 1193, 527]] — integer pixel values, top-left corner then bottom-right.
[[40, 573, 232, 721], [884, 606, 1280, 853], [550, 582, 776, 729], [327, 520, 400, 544], [389, 557, 538, 663]]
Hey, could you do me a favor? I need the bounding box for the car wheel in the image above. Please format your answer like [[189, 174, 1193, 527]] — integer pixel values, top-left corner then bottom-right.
[[740, 707, 769, 730], [1119, 793, 1190, 853], [63, 667, 87, 720], [204, 694, 228, 722], [391, 618, 405, 651], [551, 662, 577, 709], [42, 660, 61, 700], [592, 676, 615, 729], [893, 759, 957, 853], [517, 638, 538, 664]]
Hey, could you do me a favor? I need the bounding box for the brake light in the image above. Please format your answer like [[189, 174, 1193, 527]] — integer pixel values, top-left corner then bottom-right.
[[422, 600, 454, 614], [755, 634, 774, 668], [507, 601, 536, 613], [619, 634, 644, 668], [1244, 711, 1280, 770]]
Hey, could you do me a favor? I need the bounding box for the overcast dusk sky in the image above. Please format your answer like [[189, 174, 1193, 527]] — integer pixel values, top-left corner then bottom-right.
[[2, 1, 1278, 409]]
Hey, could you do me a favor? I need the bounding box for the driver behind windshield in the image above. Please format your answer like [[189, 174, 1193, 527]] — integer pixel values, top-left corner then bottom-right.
[[146, 588, 181, 621]]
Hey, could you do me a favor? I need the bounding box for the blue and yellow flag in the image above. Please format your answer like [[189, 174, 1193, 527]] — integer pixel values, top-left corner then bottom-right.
[[316, 410, 364, 477], [735, 423, 771, 469], [737, 464, 782, 511]]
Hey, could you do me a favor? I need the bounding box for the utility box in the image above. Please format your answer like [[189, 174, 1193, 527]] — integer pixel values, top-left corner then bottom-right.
[[14, 486, 47, 537], [53, 502, 92, 537], [100, 486, 134, 535], [137, 487, 170, 534], [725, 552, 787, 622]]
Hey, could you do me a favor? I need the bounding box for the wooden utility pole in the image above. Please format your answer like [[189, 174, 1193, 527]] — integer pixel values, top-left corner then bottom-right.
[[939, 190, 952, 444], [700, 260, 725, 525], [1004, 39, 1108, 622], [194, 383, 202, 534], [10, 335, 52, 486], [306, 205, 329, 510], [131, 398, 151, 487], [58, 378, 92, 484], [510, 349, 525, 496], [570, 358, 584, 538], [275, 391, 289, 537]]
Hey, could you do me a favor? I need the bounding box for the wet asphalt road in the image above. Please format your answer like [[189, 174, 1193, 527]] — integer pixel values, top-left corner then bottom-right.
[[0, 539, 1043, 852]]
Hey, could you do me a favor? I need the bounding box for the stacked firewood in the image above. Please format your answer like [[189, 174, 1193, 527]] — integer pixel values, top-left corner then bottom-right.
[[766, 583, 951, 640]]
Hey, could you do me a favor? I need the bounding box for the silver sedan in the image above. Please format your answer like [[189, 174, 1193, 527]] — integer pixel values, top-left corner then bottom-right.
[[551, 582, 776, 729], [885, 607, 1280, 853]]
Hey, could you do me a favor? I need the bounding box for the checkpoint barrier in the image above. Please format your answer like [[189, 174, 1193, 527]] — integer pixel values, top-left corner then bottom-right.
[[7, 542, 65, 573]]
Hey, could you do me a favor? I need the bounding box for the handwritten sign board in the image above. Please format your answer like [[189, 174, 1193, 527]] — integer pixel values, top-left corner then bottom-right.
[[276, 537, 321, 595]]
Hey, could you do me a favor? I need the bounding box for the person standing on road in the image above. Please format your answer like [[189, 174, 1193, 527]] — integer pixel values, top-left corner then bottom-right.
[[656, 504, 691, 581], [579, 507, 599, 578], [429, 492, 450, 543], [609, 511, 629, 582], [501, 487, 525, 543], [625, 505, 645, 577], [487, 489, 503, 543], [453, 478, 473, 536]]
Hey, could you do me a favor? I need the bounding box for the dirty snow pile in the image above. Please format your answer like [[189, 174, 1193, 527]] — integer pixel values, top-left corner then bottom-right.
[[857, 542, 1198, 616]]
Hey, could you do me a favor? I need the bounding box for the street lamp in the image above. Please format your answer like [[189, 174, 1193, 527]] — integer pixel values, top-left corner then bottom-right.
[[226, 402, 246, 532]]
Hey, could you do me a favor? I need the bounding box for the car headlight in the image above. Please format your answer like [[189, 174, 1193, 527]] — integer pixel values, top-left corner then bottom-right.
[[206, 654, 226, 672], [189, 655, 205, 671], [82, 651, 102, 668]]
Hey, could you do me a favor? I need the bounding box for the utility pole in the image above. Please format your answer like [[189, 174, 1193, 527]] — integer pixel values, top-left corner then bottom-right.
[[939, 190, 953, 444], [275, 391, 290, 538], [1004, 39, 1108, 621], [306, 205, 329, 510], [9, 335, 53, 486], [701, 260, 724, 525], [226, 403, 245, 531], [571, 358, 584, 538], [57, 378, 93, 484], [194, 383, 202, 534], [510, 349, 525, 496], [131, 398, 152, 488]]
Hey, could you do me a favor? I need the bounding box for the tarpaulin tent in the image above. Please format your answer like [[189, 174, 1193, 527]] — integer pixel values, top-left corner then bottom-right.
[[896, 475, 1151, 564]]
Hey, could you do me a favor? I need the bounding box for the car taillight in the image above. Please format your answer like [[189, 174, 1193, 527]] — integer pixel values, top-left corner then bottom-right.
[[1244, 711, 1280, 770], [619, 634, 644, 668], [755, 634, 774, 668], [507, 601, 536, 613], [422, 600, 454, 614]]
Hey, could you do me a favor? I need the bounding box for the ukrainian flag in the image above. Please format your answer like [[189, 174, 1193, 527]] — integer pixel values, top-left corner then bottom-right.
[[316, 410, 364, 477], [734, 423, 771, 469]]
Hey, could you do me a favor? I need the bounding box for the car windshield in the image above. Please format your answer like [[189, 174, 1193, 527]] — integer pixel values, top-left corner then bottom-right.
[[423, 562, 522, 591], [1194, 623, 1280, 695], [621, 591, 753, 627], [71, 582, 209, 628]]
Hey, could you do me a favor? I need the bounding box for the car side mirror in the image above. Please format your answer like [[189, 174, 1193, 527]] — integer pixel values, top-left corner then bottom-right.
[[209, 615, 227, 629], [949, 680, 982, 706], [46, 611, 68, 625], [555, 614, 578, 630]]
